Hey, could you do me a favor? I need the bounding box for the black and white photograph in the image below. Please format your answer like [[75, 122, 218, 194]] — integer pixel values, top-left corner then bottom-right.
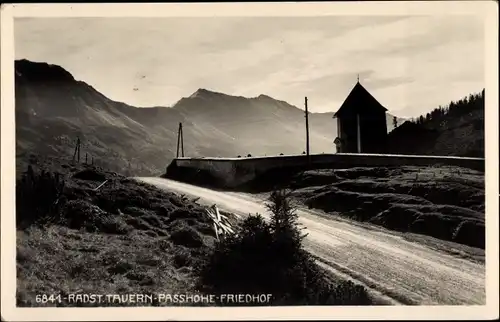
[[1, 2, 498, 321]]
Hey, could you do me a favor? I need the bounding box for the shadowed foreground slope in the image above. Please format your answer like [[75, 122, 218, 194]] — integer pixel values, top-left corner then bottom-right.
[[16, 155, 372, 307], [16, 156, 225, 306]]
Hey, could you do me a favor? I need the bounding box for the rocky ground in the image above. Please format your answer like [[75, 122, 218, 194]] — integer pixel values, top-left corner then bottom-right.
[[286, 165, 485, 249]]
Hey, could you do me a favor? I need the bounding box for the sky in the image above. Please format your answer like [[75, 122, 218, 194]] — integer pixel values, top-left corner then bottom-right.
[[14, 15, 485, 118]]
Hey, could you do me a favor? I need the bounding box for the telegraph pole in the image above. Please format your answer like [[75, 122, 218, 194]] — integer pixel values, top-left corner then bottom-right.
[[176, 123, 181, 158], [77, 137, 81, 163], [72, 136, 81, 163], [180, 123, 184, 157], [176, 122, 185, 158], [305, 97, 310, 164]]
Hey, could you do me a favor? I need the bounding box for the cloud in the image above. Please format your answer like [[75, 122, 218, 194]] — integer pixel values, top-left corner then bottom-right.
[[15, 15, 484, 117]]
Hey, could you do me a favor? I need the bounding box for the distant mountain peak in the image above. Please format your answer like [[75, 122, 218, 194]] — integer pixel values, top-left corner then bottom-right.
[[15, 59, 75, 83], [257, 94, 274, 100], [186, 89, 283, 104], [189, 88, 227, 99]]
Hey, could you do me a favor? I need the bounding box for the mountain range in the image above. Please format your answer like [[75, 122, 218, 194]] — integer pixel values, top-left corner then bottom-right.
[[14, 59, 404, 175]]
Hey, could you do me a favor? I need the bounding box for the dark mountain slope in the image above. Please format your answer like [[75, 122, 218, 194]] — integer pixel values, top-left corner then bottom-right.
[[16, 60, 479, 177], [14, 60, 342, 175]]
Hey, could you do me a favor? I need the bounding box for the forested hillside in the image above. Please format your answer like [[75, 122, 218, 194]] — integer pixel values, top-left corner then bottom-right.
[[387, 90, 485, 158]]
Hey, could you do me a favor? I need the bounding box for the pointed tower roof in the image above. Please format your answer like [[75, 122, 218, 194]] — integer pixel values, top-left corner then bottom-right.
[[333, 81, 388, 118]]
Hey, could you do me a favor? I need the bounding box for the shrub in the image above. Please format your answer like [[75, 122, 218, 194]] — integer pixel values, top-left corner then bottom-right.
[[197, 190, 371, 305], [62, 200, 101, 229], [266, 190, 307, 259], [168, 207, 200, 222], [94, 187, 149, 214], [170, 225, 205, 248], [98, 216, 131, 235], [72, 169, 106, 182], [16, 165, 65, 228], [452, 220, 485, 248], [173, 247, 193, 268]]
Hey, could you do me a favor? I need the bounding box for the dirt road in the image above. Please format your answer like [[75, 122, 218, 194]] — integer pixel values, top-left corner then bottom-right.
[[136, 177, 485, 305]]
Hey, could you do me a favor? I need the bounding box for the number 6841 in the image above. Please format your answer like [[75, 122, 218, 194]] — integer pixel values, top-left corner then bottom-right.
[[35, 294, 62, 304]]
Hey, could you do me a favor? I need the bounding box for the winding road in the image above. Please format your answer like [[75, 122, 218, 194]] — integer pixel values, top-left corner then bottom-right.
[[135, 177, 485, 306]]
